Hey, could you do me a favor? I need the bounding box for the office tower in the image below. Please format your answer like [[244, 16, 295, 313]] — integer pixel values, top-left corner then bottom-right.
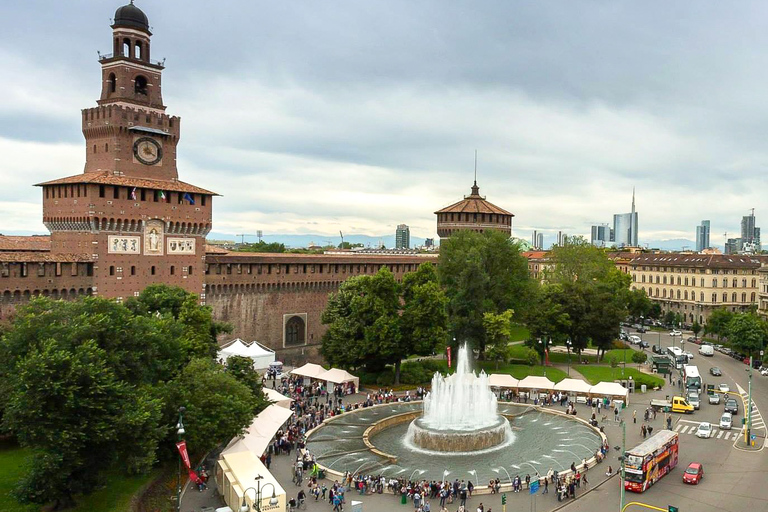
[[591, 224, 612, 247], [537, 233, 544, 249], [395, 224, 410, 249], [725, 238, 741, 255], [613, 188, 639, 247], [695, 220, 710, 252], [741, 210, 760, 251]]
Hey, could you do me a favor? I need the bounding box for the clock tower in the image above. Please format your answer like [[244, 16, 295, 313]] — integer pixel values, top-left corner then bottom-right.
[[37, 2, 215, 303]]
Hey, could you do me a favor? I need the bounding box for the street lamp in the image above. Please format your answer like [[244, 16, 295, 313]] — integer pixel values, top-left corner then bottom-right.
[[566, 338, 572, 376], [241, 476, 279, 512], [538, 337, 551, 375], [175, 406, 186, 512]]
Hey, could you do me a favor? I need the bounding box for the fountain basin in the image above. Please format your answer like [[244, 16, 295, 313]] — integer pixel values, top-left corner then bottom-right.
[[407, 415, 512, 452]]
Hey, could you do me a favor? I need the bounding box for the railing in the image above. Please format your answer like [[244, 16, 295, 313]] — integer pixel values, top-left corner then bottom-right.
[[97, 52, 165, 67]]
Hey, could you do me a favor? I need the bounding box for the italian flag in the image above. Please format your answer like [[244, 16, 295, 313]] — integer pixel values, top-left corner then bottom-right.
[[157, 190, 166, 200]]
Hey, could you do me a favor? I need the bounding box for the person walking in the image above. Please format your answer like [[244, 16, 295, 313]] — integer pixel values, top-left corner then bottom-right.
[[542, 478, 548, 494], [633, 410, 637, 424]]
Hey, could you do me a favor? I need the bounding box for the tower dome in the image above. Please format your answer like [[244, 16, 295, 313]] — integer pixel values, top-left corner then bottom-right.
[[113, 2, 149, 32], [434, 181, 514, 239]]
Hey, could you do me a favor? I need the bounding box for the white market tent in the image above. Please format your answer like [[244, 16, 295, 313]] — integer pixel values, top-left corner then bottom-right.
[[488, 374, 520, 388], [589, 381, 629, 403], [516, 375, 555, 391], [553, 378, 593, 395], [318, 368, 360, 393], [262, 388, 293, 409], [222, 404, 294, 457], [216, 450, 287, 512], [290, 363, 328, 380], [218, 338, 275, 370]]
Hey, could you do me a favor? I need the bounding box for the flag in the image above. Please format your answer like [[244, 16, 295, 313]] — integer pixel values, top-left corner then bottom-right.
[[157, 190, 166, 200], [130, 187, 137, 200], [183, 192, 195, 205], [176, 441, 191, 470]]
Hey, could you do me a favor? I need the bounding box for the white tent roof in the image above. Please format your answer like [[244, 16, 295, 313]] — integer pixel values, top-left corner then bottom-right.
[[589, 381, 629, 398], [488, 374, 520, 388], [553, 378, 592, 394], [290, 363, 328, 379], [516, 375, 555, 391], [262, 388, 293, 408], [243, 341, 274, 358], [219, 338, 250, 356], [218, 339, 275, 370], [222, 404, 294, 457], [318, 368, 357, 384]]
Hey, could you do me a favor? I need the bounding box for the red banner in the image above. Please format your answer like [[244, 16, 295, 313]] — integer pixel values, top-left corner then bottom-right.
[[176, 441, 191, 471], [447, 346, 452, 368]]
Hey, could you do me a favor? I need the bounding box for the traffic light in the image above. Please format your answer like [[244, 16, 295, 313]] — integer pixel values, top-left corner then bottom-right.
[[501, 494, 507, 505], [668, 506, 678, 512]]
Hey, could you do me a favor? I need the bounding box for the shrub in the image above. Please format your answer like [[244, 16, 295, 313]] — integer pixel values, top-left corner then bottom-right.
[[526, 348, 539, 367], [608, 355, 618, 368]]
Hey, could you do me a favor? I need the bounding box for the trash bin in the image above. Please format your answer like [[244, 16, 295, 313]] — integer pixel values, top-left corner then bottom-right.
[[641, 384, 647, 393], [401, 495, 407, 505]]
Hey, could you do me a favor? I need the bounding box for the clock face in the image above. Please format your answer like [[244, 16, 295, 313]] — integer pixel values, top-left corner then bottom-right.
[[133, 137, 162, 166]]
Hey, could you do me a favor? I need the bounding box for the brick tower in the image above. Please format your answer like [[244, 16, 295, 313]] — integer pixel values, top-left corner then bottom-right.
[[36, 2, 216, 303]]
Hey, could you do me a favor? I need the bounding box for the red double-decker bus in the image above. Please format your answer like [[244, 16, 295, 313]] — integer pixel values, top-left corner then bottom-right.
[[624, 430, 679, 492]]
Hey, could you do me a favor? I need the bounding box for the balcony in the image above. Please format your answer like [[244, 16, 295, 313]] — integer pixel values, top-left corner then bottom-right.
[[98, 52, 165, 68]]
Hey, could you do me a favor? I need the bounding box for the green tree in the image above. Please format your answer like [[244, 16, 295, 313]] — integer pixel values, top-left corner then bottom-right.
[[648, 303, 662, 320], [691, 322, 702, 339], [542, 236, 616, 284], [632, 351, 648, 367], [235, 241, 286, 253], [483, 309, 514, 369], [160, 358, 255, 456], [526, 348, 539, 366], [4, 340, 163, 509], [705, 308, 735, 340], [663, 310, 677, 327], [726, 314, 768, 358], [438, 230, 533, 354], [225, 355, 271, 413], [626, 288, 653, 323]]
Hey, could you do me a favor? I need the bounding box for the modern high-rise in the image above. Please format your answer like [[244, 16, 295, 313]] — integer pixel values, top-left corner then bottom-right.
[[613, 189, 639, 247], [741, 210, 761, 252], [395, 224, 410, 249], [591, 224, 612, 247], [695, 220, 710, 252], [725, 238, 741, 255]]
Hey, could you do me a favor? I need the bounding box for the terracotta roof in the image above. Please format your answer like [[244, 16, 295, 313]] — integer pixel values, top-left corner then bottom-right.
[[205, 244, 230, 254], [434, 182, 513, 216], [0, 252, 92, 263], [630, 253, 768, 269], [35, 172, 219, 196], [0, 235, 51, 252], [522, 251, 548, 260]]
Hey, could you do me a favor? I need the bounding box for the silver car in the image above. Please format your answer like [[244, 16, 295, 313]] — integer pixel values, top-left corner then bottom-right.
[[709, 393, 721, 405]]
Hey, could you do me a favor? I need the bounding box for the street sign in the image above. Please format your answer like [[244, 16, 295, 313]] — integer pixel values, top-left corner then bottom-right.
[[529, 481, 539, 494]]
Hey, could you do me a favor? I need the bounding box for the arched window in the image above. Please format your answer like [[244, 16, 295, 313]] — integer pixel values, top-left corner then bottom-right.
[[134, 41, 142, 60], [752, 278, 757, 287], [742, 293, 747, 303], [712, 279, 717, 288], [712, 293, 717, 303], [108, 73, 116, 93], [642, 275, 646, 283], [656, 288, 660, 297], [700, 292, 704, 302], [677, 290, 681, 299], [751, 292, 756, 302], [663, 276, 667, 285], [285, 316, 306, 346], [684, 291, 688, 300], [723, 278, 727, 288], [723, 292, 728, 302], [123, 38, 131, 57], [663, 289, 667, 298], [135, 75, 148, 96]]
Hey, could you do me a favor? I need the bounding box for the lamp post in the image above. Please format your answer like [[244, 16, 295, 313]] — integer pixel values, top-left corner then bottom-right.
[[538, 337, 551, 375], [566, 338, 572, 376], [241, 476, 279, 512], [175, 406, 186, 512]]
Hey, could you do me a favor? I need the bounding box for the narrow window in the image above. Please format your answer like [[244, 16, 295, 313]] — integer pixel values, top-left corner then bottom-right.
[[170, 265, 175, 275], [108, 73, 116, 93], [151, 266, 156, 275], [99, 185, 105, 198], [130, 266, 136, 276], [109, 265, 115, 276]]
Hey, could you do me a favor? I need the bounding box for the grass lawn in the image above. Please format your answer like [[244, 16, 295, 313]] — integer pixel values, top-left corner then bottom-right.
[[603, 348, 644, 363], [473, 361, 567, 382], [0, 440, 157, 512], [576, 365, 664, 388]]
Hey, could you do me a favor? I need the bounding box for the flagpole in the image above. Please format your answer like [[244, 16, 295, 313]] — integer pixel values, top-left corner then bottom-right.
[[176, 406, 186, 512]]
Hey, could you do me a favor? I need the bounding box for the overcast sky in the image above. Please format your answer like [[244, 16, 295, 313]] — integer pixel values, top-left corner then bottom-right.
[[1, 1, 767, 246]]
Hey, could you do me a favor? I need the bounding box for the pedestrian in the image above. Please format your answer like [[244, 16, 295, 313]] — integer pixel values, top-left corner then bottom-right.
[[543, 478, 548, 494], [614, 406, 619, 422], [641, 424, 646, 438], [647, 425, 654, 437], [633, 410, 637, 424]]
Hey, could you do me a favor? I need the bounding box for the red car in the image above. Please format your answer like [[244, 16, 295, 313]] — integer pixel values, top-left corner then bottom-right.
[[683, 462, 704, 484]]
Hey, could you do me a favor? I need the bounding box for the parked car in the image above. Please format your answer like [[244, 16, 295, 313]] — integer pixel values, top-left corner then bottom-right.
[[670, 329, 682, 336], [718, 383, 730, 393], [628, 335, 642, 345], [652, 345, 663, 354], [683, 462, 704, 484], [720, 412, 733, 430], [724, 398, 739, 415], [632, 324, 648, 333], [699, 345, 714, 357], [684, 351, 694, 360], [709, 393, 721, 405], [710, 367, 722, 376], [761, 368, 768, 376], [640, 340, 650, 349], [696, 422, 713, 438], [687, 336, 701, 344]]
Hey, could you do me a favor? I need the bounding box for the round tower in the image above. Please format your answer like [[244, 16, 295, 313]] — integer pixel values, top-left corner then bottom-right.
[[434, 181, 513, 239]]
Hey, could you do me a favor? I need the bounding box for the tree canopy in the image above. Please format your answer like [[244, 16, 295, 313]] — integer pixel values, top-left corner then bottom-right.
[[438, 230, 533, 354]]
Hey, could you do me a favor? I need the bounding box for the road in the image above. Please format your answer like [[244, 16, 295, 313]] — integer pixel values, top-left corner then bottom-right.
[[562, 327, 768, 512]]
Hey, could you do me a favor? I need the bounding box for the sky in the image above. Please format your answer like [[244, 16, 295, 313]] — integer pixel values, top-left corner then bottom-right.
[[1, 1, 767, 247]]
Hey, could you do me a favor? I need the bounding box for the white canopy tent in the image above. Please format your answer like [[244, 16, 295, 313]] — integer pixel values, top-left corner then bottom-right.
[[516, 375, 555, 391], [216, 450, 287, 512], [262, 388, 293, 409], [488, 374, 520, 388], [222, 404, 294, 457], [217, 338, 275, 370], [553, 378, 593, 395], [318, 368, 360, 393], [290, 363, 328, 380], [589, 382, 630, 403]]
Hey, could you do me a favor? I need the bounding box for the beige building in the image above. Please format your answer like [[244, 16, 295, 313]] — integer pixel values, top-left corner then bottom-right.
[[629, 254, 767, 325], [758, 265, 768, 318]]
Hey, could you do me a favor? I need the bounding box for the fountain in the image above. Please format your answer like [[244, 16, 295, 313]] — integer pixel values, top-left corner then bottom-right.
[[406, 345, 513, 452]]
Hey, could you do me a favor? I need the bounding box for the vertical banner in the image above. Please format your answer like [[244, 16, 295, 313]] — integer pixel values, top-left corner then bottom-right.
[[447, 346, 452, 368], [176, 441, 191, 470]]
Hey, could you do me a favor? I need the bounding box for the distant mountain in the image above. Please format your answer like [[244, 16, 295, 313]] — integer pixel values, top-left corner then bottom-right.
[[207, 232, 429, 249]]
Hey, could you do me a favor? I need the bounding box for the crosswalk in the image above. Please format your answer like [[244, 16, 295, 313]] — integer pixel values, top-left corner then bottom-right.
[[735, 384, 766, 432], [675, 423, 741, 440]]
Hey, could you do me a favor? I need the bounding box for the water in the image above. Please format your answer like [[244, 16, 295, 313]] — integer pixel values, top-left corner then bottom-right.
[[422, 344, 498, 430]]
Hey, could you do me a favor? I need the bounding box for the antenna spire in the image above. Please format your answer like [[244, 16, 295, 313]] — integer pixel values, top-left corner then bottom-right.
[[470, 150, 480, 196], [474, 150, 477, 185]]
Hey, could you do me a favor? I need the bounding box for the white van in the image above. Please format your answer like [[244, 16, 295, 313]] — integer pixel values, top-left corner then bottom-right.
[[720, 412, 732, 430], [699, 344, 714, 357]]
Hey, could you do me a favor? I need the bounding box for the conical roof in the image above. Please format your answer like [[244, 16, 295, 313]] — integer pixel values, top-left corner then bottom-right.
[[434, 182, 513, 216]]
